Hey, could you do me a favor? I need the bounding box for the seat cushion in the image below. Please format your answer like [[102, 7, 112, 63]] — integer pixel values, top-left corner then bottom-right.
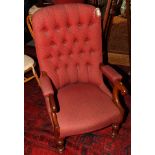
[[57, 83, 122, 138]]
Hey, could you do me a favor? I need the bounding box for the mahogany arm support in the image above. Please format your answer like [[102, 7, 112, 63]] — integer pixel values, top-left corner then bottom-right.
[[100, 65, 127, 116], [49, 94, 57, 113], [48, 95, 60, 137], [39, 73, 54, 96], [39, 72, 57, 113], [40, 72, 60, 136], [45, 94, 60, 137], [100, 65, 122, 85], [113, 81, 127, 116]]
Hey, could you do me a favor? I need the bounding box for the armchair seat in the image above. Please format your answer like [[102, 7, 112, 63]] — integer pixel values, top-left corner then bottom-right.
[[57, 82, 121, 138]]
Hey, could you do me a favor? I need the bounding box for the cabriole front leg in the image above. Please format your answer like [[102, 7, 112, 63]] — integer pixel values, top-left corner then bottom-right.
[[112, 81, 127, 138]]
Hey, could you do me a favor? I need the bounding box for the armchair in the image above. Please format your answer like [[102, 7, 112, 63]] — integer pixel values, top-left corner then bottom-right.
[[31, 4, 127, 153]]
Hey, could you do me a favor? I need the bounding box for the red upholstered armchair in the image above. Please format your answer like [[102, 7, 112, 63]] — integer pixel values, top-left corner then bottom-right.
[[32, 4, 127, 153]]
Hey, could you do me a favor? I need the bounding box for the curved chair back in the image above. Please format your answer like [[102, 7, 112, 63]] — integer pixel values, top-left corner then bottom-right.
[[32, 4, 108, 93], [26, 15, 34, 38]]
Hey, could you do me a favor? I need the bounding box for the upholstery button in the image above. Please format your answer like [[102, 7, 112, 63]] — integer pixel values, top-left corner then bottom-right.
[[77, 21, 82, 27], [58, 52, 62, 58], [54, 24, 60, 31], [84, 37, 89, 42], [41, 26, 47, 31], [62, 38, 67, 45], [79, 49, 84, 54], [45, 54, 52, 59], [86, 62, 91, 66], [66, 22, 71, 28], [73, 38, 78, 43], [88, 19, 94, 26], [90, 49, 95, 54], [68, 51, 73, 56], [50, 40, 56, 46]]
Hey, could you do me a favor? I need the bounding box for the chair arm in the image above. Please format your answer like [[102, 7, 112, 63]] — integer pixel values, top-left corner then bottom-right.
[[39, 73, 54, 97], [45, 94, 60, 137], [40, 73, 60, 136], [113, 81, 127, 116], [49, 94, 57, 113], [100, 65, 122, 85], [101, 65, 127, 117]]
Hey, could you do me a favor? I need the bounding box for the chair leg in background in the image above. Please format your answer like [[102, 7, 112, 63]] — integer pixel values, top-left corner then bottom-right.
[[112, 123, 119, 138], [32, 66, 40, 86]]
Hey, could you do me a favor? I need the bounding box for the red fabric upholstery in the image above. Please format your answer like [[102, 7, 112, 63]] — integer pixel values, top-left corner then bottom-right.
[[32, 4, 111, 96], [32, 4, 124, 140], [54, 0, 84, 4], [39, 74, 54, 96], [101, 65, 122, 84], [57, 82, 122, 138]]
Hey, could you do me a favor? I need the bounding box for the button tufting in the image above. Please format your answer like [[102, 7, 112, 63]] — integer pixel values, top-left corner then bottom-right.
[[45, 54, 52, 59], [66, 22, 71, 28], [88, 19, 94, 26], [73, 38, 78, 43], [50, 40, 56, 46], [90, 49, 95, 54], [62, 38, 67, 45], [58, 52, 62, 58], [77, 21, 82, 27], [86, 62, 91, 67], [68, 51, 73, 56], [84, 37, 89, 42], [79, 49, 84, 54], [54, 24, 60, 30], [41, 26, 47, 31]]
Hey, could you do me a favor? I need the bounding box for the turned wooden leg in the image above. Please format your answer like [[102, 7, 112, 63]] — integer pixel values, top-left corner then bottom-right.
[[112, 123, 119, 138], [57, 138, 65, 153]]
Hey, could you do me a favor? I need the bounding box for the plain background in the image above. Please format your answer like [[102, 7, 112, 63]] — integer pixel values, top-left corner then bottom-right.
[[0, 0, 155, 154]]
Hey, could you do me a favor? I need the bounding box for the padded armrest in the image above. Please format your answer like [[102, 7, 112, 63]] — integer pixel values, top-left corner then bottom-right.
[[39, 74, 54, 96], [100, 65, 122, 84]]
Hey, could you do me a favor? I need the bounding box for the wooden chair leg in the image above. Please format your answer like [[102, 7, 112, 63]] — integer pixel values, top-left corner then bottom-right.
[[112, 123, 119, 138], [32, 66, 40, 86], [56, 138, 65, 153]]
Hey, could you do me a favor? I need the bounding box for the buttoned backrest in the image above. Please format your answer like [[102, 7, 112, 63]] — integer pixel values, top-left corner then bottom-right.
[[32, 4, 109, 93]]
